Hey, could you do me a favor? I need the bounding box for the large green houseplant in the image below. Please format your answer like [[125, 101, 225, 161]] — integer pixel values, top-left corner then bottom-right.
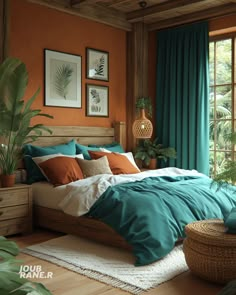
[[0, 236, 52, 294], [134, 138, 176, 169], [0, 57, 53, 186]]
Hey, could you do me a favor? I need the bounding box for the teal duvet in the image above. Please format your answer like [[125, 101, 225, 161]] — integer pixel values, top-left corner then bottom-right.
[[87, 176, 236, 266]]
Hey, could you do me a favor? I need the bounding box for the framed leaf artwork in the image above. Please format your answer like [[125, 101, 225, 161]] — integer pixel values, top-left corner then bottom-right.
[[86, 48, 109, 81], [44, 49, 82, 108], [86, 84, 109, 117]]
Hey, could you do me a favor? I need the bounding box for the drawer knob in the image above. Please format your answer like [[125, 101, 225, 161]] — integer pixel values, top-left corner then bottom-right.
[[0, 212, 3, 216], [0, 198, 2, 202]]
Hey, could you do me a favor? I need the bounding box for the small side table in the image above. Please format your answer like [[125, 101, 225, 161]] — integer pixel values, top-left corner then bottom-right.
[[0, 184, 32, 236], [183, 219, 236, 283]]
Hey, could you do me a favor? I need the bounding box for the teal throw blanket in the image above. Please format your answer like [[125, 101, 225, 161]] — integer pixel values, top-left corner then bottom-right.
[[88, 176, 236, 266]]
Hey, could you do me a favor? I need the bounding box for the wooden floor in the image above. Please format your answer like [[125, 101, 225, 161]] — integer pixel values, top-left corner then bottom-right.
[[11, 229, 223, 295]]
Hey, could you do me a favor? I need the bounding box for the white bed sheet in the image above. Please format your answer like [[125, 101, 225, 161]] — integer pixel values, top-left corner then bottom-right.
[[32, 182, 69, 210]]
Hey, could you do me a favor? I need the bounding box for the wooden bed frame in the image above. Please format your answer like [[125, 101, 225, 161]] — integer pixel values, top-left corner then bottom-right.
[[31, 122, 132, 251]]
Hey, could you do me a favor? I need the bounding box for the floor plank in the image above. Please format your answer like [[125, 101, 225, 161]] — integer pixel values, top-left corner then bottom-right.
[[9, 229, 223, 295]]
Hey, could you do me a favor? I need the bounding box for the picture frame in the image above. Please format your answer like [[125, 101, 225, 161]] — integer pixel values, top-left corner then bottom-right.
[[44, 49, 82, 108], [86, 48, 109, 81], [86, 84, 109, 117]]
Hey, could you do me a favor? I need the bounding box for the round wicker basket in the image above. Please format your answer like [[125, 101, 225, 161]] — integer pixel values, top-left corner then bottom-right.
[[183, 219, 236, 283]]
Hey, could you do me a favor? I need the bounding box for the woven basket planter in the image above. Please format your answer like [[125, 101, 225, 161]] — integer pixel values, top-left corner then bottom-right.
[[183, 219, 236, 283]]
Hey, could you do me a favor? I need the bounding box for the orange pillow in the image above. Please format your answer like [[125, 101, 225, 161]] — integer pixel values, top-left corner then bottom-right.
[[88, 151, 140, 175], [39, 156, 84, 186]]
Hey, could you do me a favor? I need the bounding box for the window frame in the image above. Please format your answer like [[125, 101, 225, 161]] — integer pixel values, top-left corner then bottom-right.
[[209, 33, 236, 177]]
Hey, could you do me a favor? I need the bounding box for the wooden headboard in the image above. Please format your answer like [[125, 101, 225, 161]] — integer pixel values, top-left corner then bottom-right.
[[30, 121, 127, 150]]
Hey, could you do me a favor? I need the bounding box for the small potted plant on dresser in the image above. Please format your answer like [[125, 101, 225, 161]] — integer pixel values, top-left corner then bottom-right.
[[135, 97, 152, 119], [0, 57, 53, 187], [134, 138, 177, 169]]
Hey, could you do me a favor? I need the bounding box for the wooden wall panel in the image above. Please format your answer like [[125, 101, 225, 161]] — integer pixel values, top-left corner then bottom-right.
[[126, 22, 149, 151], [0, 0, 8, 62]]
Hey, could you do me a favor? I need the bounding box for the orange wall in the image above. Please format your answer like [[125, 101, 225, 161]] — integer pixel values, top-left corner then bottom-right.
[[9, 0, 127, 127]]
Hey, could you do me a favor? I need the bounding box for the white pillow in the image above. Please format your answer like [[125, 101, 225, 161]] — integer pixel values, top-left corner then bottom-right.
[[99, 148, 140, 172], [32, 153, 63, 165], [32, 153, 84, 165]]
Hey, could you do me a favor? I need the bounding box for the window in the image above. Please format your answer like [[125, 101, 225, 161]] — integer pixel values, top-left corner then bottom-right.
[[209, 35, 236, 177]]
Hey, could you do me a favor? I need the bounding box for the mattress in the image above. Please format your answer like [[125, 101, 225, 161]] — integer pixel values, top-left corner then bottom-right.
[[32, 182, 69, 210]]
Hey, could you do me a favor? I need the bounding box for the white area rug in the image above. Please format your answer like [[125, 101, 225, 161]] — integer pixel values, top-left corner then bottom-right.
[[22, 235, 188, 294]]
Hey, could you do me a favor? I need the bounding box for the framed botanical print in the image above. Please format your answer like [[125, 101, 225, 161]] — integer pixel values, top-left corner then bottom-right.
[[86, 84, 109, 117], [86, 48, 109, 81], [44, 49, 82, 108]]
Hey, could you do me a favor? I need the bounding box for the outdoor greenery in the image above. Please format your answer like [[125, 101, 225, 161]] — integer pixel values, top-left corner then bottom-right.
[[213, 132, 236, 186], [0, 57, 53, 175], [209, 38, 235, 177], [134, 138, 176, 166], [0, 236, 52, 295]]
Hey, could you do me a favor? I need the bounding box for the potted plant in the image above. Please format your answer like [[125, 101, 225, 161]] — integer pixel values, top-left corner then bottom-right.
[[134, 138, 176, 169], [0, 235, 52, 294], [135, 97, 152, 118], [0, 57, 53, 187]]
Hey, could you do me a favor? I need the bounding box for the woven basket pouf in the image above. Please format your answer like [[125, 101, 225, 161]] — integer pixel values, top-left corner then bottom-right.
[[183, 219, 236, 283]]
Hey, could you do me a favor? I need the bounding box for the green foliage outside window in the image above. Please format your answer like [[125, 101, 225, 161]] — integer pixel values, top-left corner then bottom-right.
[[209, 37, 235, 177]]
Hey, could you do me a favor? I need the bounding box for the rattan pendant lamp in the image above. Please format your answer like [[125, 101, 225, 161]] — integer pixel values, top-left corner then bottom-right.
[[132, 1, 153, 139], [132, 108, 153, 139]]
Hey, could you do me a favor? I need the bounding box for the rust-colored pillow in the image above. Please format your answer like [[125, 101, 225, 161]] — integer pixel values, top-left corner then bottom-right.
[[88, 151, 140, 175], [39, 156, 84, 186]]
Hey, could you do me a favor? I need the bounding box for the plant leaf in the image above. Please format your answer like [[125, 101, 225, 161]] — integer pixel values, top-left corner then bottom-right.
[[94, 55, 105, 76], [12, 281, 53, 295], [0, 271, 27, 294], [0, 238, 19, 259], [0, 58, 53, 174], [54, 64, 73, 99]]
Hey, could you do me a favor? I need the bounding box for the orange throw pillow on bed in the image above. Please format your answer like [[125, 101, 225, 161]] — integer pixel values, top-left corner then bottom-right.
[[39, 156, 84, 186], [88, 151, 140, 175]]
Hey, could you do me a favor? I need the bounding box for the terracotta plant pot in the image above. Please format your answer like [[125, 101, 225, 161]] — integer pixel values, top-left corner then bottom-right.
[[148, 158, 157, 170], [0, 174, 16, 187]]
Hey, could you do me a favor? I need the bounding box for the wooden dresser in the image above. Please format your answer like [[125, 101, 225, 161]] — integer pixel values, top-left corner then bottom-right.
[[0, 184, 32, 236]]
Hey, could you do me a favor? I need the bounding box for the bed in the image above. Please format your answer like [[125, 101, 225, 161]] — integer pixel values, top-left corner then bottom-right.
[[23, 121, 236, 266], [28, 122, 132, 250]]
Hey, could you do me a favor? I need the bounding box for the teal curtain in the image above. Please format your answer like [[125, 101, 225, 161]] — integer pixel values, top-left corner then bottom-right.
[[156, 22, 209, 175]]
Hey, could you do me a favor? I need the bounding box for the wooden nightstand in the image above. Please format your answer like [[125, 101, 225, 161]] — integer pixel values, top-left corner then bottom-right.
[[0, 184, 32, 236]]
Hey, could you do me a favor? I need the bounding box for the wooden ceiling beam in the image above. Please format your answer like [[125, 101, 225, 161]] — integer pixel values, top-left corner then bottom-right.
[[70, 0, 93, 5], [149, 3, 236, 31], [127, 0, 207, 23], [28, 0, 132, 31]]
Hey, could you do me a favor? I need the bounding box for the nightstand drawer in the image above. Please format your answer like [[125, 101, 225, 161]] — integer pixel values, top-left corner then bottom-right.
[[0, 205, 29, 221], [0, 218, 30, 236], [0, 184, 32, 236], [0, 189, 29, 207]]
